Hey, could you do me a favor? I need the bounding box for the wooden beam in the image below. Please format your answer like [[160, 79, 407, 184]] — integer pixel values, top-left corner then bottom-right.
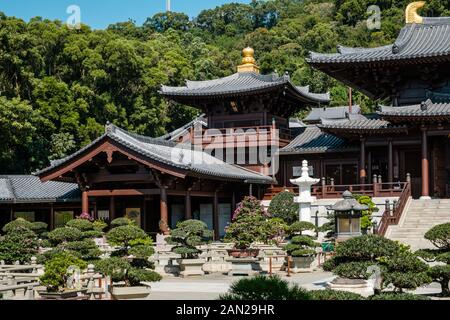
[[213, 190, 219, 240], [87, 189, 161, 197]]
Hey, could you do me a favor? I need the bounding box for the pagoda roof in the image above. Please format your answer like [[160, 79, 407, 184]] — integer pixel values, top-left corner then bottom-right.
[[378, 99, 450, 122], [308, 17, 450, 65], [280, 125, 357, 155], [37, 124, 274, 184], [160, 72, 330, 105], [304, 105, 361, 123], [318, 117, 408, 137]]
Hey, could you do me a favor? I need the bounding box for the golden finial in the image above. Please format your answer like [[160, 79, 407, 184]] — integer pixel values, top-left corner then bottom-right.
[[406, 1, 425, 24], [237, 47, 260, 73]]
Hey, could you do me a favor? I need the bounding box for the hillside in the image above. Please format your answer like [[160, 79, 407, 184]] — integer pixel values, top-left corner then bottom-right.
[[0, 0, 449, 173]]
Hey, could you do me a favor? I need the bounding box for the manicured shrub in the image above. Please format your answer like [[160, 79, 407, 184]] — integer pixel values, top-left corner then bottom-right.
[[106, 225, 148, 247], [263, 218, 289, 246], [111, 217, 134, 228], [369, 293, 430, 300], [268, 191, 299, 224], [167, 220, 213, 259], [309, 289, 365, 300], [48, 227, 83, 244], [60, 239, 102, 261], [93, 220, 108, 232], [332, 261, 373, 279], [30, 222, 48, 236], [224, 196, 272, 250], [220, 276, 311, 300], [416, 223, 450, 296], [2, 218, 33, 233], [82, 230, 104, 239], [283, 235, 319, 257], [0, 226, 39, 264], [289, 221, 317, 236], [39, 252, 87, 292], [97, 224, 160, 287], [66, 219, 94, 231]]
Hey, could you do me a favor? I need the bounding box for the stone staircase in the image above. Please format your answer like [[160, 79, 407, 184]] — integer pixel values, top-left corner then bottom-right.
[[386, 199, 450, 251]]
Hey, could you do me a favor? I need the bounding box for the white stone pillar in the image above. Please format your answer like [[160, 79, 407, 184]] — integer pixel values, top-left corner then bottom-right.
[[290, 160, 320, 222]]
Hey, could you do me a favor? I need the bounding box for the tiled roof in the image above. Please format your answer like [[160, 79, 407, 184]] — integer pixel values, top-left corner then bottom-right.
[[308, 17, 450, 64], [158, 115, 208, 142], [0, 175, 80, 203], [318, 119, 408, 135], [280, 126, 356, 154], [378, 100, 450, 117], [37, 124, 273, 184], [304, 105, 361, 122], [160, 72, 330, 104]]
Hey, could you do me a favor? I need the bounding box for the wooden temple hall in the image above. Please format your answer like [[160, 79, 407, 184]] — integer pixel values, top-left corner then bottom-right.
[[1, 1, 450, 236]]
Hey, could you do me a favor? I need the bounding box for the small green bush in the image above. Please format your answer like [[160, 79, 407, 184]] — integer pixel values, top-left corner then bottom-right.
[[60, 239, 101, 261], [30, 222, 48, 236], [283, 235, 319, 257], [48, 227, 83, 244], [82, 230, 104, 239], [106, 225, 149, 247], [2, 218, 33, 233], [309, 289, 365, 300], [424, 223, 450, 250], [168, 220, 213, 259], [111, 217, 134, 228], [93, 220, 108, 231], [369, 293, 430, 300], [39, 252, 87, 292], [289, 221, 317, 235], [0, 226, 39, 264], [220, 276, 311, 300], [333, 262, 373, 279], [268, 191, 299, 224], [66, 219, 94, 231]]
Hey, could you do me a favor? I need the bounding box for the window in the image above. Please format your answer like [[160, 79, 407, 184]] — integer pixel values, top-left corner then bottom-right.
[[97, 210, 109, 221], [54, 211, 74, 228], [14, 212, 35, 222]]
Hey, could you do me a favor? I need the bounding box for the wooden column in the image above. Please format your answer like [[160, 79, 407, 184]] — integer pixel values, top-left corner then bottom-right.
[[49, 204, 54, 230], [213, 190, 220, 240], [160, 187, 169, 234], [109, 196, 115, 221], [82, 190, 89, 214], [360, 138, 367, 184], [249, 184, 253, 197], [388, 139, 394, 183], [421, 128, 430, 199], [185, 190, 192, 220]]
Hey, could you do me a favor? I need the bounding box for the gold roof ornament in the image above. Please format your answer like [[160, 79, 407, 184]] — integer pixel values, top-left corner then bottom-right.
[[406, 1, 426, 24], [237, 47, 260, 74]]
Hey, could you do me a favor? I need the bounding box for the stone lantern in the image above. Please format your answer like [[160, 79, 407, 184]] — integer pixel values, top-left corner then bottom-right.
[[330, 191, 368, 241], [290, 160, 320, 222]]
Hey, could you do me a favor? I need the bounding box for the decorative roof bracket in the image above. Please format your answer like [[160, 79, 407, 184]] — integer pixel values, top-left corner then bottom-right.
[[406, 1, 425, 24]]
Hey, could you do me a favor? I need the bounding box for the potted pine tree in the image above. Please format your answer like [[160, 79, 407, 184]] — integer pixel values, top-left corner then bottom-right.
[[95, 224, 162, 300], [167, 220, 213, 277], [284, 235, 320, 272]]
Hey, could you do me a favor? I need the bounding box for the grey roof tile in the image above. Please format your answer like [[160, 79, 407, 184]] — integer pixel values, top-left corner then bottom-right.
[[0, 175, 79, 203], [37, 124, 273, 184], [318, 118, 405, 131], [379, 100, 450, 117], [160, 72, 330, 104], [280, 125, 356, 154], [308, 18, 450, 64], [304, 105, 361, 122]]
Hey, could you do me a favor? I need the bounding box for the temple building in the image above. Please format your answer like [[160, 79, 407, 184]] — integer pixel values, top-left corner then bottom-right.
[[1, 1, 450, 238]]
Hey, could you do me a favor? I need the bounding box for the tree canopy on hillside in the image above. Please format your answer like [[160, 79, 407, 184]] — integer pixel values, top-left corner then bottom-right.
[[0, 0, 449, 173]]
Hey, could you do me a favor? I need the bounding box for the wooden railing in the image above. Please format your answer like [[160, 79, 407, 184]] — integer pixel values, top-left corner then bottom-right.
[[263, 181, 407, 201], [376, 182, 411, 236]]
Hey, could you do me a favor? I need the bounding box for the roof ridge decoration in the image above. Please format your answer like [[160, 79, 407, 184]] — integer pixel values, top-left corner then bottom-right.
[[406, 1, 426, 24], [237, 47, 260, 74]]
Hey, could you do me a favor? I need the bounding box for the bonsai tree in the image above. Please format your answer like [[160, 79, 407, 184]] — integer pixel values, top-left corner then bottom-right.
[[283, 235, 319, 258], [66, 218, 103, 239], [323, 235, 430, 293], [167, 220, 213, 259], [416, 223, 450, 296], [39, 252, 87, 293], [110, 217, 134, 228], [95, 225, 161, 288], [264, 218, 289, 246], [289, 221, 317, 236], [224, 196, 272, 250], [0, 226, 39, 264], [2, 218, 33, 233], [44, 226, 101, 262], [93, 220, 108, 232], [30, 222, 49, 238], [268, 191, 299, 224]]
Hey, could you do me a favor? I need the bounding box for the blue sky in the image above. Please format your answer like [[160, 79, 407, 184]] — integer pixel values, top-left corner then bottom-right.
[[0, 0, 251, 29]]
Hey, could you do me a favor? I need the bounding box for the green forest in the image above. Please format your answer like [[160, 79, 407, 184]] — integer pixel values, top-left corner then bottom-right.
[[0, 0, 449, 174]]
